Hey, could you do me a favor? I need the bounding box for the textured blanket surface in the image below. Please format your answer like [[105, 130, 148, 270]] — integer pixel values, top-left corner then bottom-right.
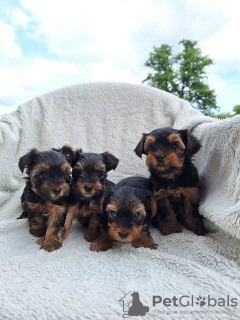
[[0, 82, 239, 320]]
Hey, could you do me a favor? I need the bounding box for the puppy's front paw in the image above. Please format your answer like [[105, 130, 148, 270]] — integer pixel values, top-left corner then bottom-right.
[[36, 236, 44, 246], [185, 219, 207, 236], [90, 240, 112, 252], [132, 235, 158, 250], [193, 222, 207, 236], [37, 237, 62, 252], [30, 228, 46, 238], [159, 221, 182, 235], [84, 229, 99, 242], [17, 212, 28, 219]]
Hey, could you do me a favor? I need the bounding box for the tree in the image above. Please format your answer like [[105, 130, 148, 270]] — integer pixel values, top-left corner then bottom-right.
[[233, 105, 240, 115], [214, 104, 240, 119], [143, 40, 218, 115], [214, 112, 232, 119]]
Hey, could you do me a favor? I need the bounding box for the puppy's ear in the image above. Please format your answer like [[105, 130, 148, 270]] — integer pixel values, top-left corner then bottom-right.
[[53, 145, 77, 166], [101, 152, 119, 172], [179, 130, 201, 157], [74, 149, 84, 163], [134, 134, 147, 158], [18, 149, 38, 173]]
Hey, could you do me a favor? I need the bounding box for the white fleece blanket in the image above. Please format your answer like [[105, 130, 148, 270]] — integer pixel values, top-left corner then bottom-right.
[[0, 82, 239, 320]]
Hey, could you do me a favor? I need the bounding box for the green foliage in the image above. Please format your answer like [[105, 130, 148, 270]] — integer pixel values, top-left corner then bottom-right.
[[233, 105, 240, 114], [214, 104, 240, 119], [213, 112, 232, 119], [143, 40, 218, 115]]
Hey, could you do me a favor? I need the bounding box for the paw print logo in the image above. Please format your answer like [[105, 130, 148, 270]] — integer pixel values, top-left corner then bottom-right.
[[196, 296, 206, 307]]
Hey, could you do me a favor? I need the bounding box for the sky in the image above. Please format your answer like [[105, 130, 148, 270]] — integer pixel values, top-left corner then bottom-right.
[[0, 0, 239, 116]]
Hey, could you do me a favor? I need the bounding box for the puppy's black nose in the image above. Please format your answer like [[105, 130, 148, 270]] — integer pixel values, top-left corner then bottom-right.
[[84, 185, 93, 192], [156, 154, 164, 162], [53, 188, 61, 195], [118, 232, 129, 239]]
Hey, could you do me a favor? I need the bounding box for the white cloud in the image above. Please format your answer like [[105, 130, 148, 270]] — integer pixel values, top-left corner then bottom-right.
[[0, 59, 85, 110], [200, 0, 240, 72], [0, 20, 22, 59], [87, 60, 141, 83], [12, 9, 29, 28]]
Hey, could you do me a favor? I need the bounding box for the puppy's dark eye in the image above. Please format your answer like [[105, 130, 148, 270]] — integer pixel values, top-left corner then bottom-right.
[[38, 172, 45, 179], [108, 211, 117, 219], [134, 213, 141, 220]]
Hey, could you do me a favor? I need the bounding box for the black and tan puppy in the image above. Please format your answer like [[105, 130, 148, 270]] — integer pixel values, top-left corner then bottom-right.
[[18, 146, 75, 252], [134, 128, 207, 236], [64, 150, 119, 242], [90, 176, 157, 251]]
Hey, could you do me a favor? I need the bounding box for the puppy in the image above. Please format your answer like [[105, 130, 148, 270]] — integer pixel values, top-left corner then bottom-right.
[[90, 176, 158, 251], [64, 150, 119, 242], [134, 128, 207, 236], [18, 146, 75, 252]]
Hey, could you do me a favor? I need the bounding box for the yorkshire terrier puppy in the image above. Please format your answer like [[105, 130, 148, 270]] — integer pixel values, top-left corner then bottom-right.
[[64, 150, 119, 242], [18, 146, 75, 252], [90, 176, 157, 251], [134, 127, 207, 236]]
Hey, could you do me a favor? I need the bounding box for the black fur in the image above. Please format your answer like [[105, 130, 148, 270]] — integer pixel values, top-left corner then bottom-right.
[[18, 146, 74, 252], [65, 150, 119, 243], [95, 176, 157, 249], [134, 127, 207, 236]]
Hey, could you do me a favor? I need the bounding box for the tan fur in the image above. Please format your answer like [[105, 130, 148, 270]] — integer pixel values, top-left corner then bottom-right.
[[84, 212, 100, 242], [146, 151, 184, 176], [160, 173, 175, 179], [168, 133, 186, 150], [108, 224, 141, 243], [150, 196, 157, 218], [64, 204, 79, 240], [29, 214, 47, 237], [90, 229, 113, 252], [40, 182, 69, 199], [26, 201, 46, 212], [146, 152, 158, 168], [172, 187, 206, 235], [75, 161, 84, 170], [132, 203, 145, 215], [94, 162, 106, 171], [144, 135, 156, 152], [37, 202, 67, 252], [132, 224, 157, 249], [174, 187, 200, 204], [106, 203, 118, 212], [61, 163, 71, 171], [78, 204, 91, 217], [154, 189, 182, 235], [75, 180, 103, 198], [31, 163, 50, 178]]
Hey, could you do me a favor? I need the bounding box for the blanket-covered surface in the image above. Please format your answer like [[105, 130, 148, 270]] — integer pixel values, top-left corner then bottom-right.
[[0, 82, 239, 320]]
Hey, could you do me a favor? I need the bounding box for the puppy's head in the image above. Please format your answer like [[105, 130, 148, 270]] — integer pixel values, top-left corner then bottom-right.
[[106, 186, 148, 243], [19, 145, 74, 201], [134, 128, 201, 177], [72, 151, 119, 199]]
